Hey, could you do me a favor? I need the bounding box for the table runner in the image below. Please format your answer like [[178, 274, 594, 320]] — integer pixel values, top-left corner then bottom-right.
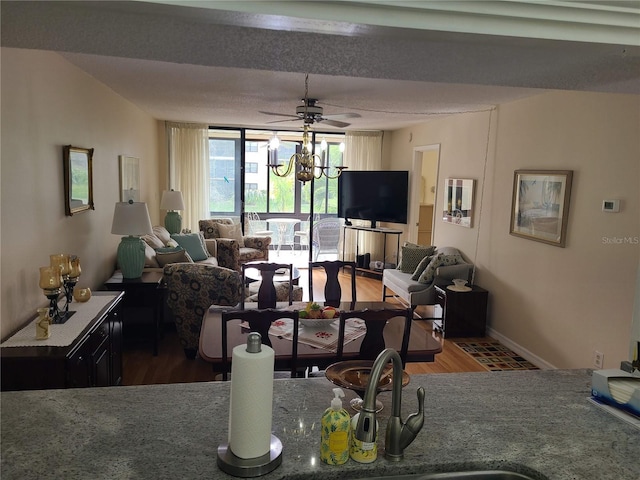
[[1, 295, 116, 348], [242, 316, 366, 352]]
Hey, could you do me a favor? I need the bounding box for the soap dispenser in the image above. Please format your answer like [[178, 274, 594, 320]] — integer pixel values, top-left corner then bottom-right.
[[320, 388, 351, 465]]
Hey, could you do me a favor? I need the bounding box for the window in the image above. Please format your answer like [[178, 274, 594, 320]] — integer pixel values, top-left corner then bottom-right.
[[209, 128, 344, 219], [209, 129, 241, 215]]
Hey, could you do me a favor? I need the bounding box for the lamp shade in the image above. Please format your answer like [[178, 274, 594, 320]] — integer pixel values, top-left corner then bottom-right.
[[160, 190, 185, 211], [111, 201, 153, 236]]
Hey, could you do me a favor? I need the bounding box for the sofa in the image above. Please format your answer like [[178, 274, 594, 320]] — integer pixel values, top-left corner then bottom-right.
[[382, 245, 473, 311], [199, 218, 271, 272], [138, 225, 219, 272]]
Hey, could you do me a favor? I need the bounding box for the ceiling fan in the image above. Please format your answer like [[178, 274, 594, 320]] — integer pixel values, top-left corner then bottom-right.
[[260, 74, 360, 128]]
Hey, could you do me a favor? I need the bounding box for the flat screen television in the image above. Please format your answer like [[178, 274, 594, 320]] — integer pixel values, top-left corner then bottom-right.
[[337, 170, 409, 228]]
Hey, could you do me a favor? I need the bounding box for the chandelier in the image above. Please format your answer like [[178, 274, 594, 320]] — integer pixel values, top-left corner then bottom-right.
[[267, 124, 346, 184], [266, 75, 347, 184]]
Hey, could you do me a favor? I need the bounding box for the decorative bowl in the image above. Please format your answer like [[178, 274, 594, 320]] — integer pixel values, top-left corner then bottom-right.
[[73, 287, 92, 302], [299, 317, 336, 328], [452, 278, 468, 288]]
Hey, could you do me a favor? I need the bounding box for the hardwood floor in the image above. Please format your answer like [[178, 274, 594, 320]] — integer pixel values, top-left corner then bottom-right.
[[122, 269, 488, 386]]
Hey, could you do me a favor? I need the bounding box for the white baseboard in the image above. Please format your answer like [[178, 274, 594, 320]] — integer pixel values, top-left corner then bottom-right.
[[486, 327, 557, 370]]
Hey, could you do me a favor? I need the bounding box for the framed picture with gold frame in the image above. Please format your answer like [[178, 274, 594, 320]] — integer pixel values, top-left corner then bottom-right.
[[510, 169, 573, 247], [63, 145, 94, 216]]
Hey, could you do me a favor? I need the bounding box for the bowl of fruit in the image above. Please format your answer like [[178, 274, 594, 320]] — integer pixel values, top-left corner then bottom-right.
[[299, 303, 339, 328]]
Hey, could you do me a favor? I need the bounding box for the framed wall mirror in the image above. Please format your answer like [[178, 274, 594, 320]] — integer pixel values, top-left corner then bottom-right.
[[443, 178, 475, 227], [63, 145, 94, 216]]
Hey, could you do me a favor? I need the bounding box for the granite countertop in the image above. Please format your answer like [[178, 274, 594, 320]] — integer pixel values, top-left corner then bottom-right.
[[1, 370, 639, 479]]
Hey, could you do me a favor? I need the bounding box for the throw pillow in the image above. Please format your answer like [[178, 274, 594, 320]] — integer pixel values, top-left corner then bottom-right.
[[418, 253, 464, 284], [152, 225, 172, 245], [170, 233, 209, 262], [144, 242, 160, 268], [156, 247, 193, 267], [399, 244, 436, 274], [142, 233, 164, 249], [411, 254, 434, 281], [218, 222, 245, 247]]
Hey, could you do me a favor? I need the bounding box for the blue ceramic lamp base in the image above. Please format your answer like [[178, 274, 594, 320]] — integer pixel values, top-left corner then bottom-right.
[[117, 236, 146, 279], [164, 211, 182, 234]]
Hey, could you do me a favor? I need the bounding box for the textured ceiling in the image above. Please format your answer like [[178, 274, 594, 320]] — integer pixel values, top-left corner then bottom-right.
[[2, 1, 639, 131]]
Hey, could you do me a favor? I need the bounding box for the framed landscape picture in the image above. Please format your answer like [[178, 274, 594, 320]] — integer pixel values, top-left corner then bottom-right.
[[510, 170, 573, 247]]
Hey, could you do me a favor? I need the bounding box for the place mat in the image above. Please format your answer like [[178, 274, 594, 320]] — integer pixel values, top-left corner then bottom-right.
[[242, 316, 366, 353], [1, 295, 116, 348], [453, 340, 540, 371]]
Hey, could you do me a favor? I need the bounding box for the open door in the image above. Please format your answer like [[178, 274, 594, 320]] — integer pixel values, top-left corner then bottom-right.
[[409, 145, 440, 244]]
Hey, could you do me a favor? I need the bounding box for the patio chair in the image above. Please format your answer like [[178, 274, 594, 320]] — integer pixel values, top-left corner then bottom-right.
[[312, 217, 341, 261]]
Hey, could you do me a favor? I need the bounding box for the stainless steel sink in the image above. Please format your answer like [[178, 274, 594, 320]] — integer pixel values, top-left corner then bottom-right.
[[352, 471, 541, 480]]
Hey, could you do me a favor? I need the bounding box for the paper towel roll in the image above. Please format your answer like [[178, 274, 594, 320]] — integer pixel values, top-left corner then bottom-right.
[[228, 337, 275, 459]]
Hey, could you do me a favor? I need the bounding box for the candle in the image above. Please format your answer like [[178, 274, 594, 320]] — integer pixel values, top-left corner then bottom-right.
[[69, 256, 81, 278], [39, 266, 62, 290], [50, 254, 71, 276]]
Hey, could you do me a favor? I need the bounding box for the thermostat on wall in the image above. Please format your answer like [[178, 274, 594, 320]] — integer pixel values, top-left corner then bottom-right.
[[602, 199, 620, 212]]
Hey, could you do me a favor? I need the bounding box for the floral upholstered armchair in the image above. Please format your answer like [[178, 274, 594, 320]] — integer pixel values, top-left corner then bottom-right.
[[199, 218, 271, 272], [164, 263, 242, 359]]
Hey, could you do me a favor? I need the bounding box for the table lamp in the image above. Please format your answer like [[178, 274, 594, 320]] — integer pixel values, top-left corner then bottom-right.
[[111, 200, 153, 279], [160, 189, 185, 234]]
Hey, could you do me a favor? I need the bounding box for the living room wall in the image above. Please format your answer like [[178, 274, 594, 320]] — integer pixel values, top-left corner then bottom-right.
[[1, 48, 161, 340], [386, 90, 640, 370]]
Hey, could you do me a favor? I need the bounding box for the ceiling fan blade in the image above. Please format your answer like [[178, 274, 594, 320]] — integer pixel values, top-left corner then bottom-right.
[[322, 113, 361, 120], [266, 118, 302, 125], [318, 118, 351, 128], [259, 111, 299, 119]]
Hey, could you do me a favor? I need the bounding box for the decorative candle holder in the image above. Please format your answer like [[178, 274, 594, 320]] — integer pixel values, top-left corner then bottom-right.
[[35, 307, 51, 340]]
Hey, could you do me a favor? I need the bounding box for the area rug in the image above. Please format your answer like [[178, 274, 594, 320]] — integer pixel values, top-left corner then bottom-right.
[[453, 340, 540, 371]]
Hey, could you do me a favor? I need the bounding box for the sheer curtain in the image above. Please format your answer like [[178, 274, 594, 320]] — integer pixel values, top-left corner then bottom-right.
[[166, 122, 210, 232], [343, 131, 384, 263]]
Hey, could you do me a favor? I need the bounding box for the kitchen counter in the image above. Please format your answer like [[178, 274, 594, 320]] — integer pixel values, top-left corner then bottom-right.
[[1, 370, 638, 479]]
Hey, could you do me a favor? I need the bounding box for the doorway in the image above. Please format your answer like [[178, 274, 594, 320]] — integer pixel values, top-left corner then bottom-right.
[[409, 145, 440, 244]]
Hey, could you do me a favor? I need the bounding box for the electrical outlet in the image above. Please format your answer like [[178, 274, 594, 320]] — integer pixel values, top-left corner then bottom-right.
[[593, 350, 604, 369]]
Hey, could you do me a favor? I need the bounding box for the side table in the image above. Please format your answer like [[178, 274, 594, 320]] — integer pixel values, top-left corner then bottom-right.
[[104, 271, 164, 356], [434, 284, 488, 337]]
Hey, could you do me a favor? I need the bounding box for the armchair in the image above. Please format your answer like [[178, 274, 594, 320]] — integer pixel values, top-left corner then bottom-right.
[[199, 218, 271, 272], [164, 263, 242, 359]]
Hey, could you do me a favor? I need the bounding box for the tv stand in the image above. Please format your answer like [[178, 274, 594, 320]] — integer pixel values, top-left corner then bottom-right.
[[342, 225, 402, 277]]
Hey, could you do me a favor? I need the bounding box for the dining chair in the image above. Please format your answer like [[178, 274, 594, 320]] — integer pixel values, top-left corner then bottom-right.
[[220, 308, 300, 380], [308, 260, 357, 309], [241, 262, 294, 309], [336, 307, 414, 366]]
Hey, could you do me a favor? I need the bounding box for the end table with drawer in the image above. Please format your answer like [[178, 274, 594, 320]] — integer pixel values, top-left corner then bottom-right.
[[434, 284, 488, 337], [104, 271, 164, 356]]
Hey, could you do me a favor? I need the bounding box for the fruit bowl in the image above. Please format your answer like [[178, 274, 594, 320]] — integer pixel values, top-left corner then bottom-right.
[[299, 317, 337, 328]]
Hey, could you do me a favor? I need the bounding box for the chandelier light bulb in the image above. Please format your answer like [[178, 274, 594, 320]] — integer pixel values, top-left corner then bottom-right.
[[269, 134, 280, 150]]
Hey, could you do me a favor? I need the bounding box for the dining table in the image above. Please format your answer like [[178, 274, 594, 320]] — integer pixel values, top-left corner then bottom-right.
[[198, 301, 443, 372]]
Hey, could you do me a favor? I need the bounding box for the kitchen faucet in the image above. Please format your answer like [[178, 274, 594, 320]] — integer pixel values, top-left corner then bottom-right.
[[353, 348, 425, 461]]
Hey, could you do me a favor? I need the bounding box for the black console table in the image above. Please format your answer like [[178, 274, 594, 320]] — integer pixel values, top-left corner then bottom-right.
[[342, 225, 402, 277]]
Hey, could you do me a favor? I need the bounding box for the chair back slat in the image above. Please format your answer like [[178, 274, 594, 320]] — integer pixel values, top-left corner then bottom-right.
[[336, 307, 413, 366], [309, 260, 357, 308], [221, 308, 299, 380], [241, 262, 293, 309]]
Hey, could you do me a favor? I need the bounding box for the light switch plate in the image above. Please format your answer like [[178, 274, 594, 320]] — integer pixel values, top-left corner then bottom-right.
[[602, 199, 620, 212]]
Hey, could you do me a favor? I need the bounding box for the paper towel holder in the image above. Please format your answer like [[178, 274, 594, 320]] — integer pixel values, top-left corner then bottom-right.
[[217, 434, 282, 477], [218, 332, 283, 477]]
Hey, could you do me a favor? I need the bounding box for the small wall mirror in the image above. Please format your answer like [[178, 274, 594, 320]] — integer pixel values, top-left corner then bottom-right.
[[443, 178, 475, 228], [63, 145, 94, 216]]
